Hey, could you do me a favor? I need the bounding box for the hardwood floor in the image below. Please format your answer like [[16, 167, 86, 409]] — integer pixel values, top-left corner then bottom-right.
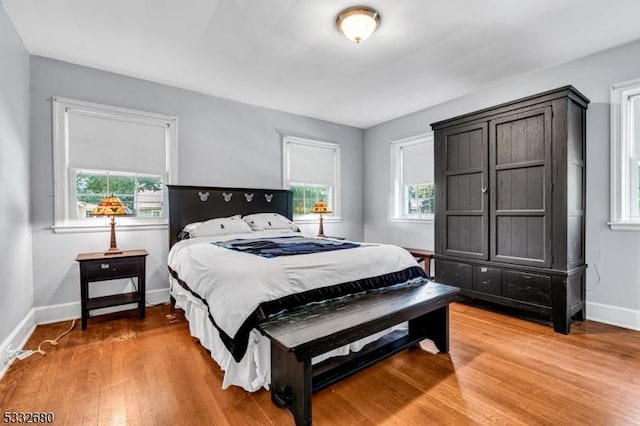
[[1, 303, 640, 425]]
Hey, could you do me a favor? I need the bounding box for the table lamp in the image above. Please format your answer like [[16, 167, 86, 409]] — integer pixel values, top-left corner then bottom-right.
[[91, 194, 130, 255], [311, 199, 332, 237]]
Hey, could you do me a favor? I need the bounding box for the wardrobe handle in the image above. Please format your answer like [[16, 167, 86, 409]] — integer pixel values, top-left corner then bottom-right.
[[481, 187, 488, 193]]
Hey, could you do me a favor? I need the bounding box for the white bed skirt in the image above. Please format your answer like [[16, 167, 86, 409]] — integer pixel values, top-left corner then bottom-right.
[[170, 276, 407, 392]]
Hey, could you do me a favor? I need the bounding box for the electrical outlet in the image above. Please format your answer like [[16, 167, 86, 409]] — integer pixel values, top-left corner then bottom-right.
[[16, 350, 34, 360], [1, 346, 34, 364], [1, 345, 15, 365]]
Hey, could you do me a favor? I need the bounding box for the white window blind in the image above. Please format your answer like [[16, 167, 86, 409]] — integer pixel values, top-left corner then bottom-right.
[[68, 112, 168, 174], [287, 141, 337, 185], [631, 95, 640, 217], [401, 141, 434, 185]]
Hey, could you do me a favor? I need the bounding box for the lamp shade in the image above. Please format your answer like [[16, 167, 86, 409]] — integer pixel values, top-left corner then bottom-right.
[[311, 199, 332, 214], [90, 195, 130, 255], [336, 6, 380, 44], [90, 195, 130, 217]]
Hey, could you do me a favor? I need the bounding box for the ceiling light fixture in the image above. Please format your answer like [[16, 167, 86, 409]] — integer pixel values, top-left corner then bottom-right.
[[336, 6, 380, 44]]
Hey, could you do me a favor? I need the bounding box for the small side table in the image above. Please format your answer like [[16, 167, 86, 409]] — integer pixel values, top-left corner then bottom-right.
[[403, 247, 434, 279], [76, 249, 148, 330]]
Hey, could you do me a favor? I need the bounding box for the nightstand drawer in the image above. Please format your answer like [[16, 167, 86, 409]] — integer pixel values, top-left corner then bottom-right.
[[84, 259, 141, 280]]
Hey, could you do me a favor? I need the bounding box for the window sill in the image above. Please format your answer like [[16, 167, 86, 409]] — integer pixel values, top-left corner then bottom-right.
[[294, 216, 343, 225], [390, 217, 435, 224], [52, 222, 168, 234], [608, 221, 640, 231]]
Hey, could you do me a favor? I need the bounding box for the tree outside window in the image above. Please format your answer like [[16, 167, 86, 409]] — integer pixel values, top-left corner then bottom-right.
[[74, 170, 163, 219], [291, 183, 331, 215], [405, 183, 435, 216]]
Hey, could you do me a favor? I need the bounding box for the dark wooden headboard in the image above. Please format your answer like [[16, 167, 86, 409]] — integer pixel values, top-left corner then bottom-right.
[[167, 185, 294, 248]]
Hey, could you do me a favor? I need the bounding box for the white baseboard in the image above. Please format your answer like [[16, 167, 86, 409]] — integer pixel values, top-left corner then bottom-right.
[[34, 301, 80, 325], [587, 301, 640, 331], [33, 288, 171, 324], [0, 288, 170, 380], [0, 308, 37, 379]]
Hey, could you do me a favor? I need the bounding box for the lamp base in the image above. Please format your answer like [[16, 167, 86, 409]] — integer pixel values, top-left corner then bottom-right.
[[104, 248, 123, 256], [317, 214, 325, 238], [104, 216, 122, 255]]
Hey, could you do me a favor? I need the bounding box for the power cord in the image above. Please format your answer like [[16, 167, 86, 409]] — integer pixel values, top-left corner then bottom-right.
[[585, 222, 606, 292], [34, 319, 76, 356]]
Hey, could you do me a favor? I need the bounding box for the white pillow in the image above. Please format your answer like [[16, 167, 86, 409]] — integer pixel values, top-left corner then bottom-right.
[[242, 213, 299, 232], [181, 221, 203, 238], [180, 215, 242, 238], [185, 214, 251, 239], [190, 215, 252, 238]]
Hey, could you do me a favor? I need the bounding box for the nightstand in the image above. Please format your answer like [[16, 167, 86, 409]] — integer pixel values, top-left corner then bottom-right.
[[76, 249, 149, 330]]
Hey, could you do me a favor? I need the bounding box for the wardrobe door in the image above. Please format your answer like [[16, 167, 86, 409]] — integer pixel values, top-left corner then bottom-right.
[[440, 122, 489, 260], [489, 107, 552, 267]]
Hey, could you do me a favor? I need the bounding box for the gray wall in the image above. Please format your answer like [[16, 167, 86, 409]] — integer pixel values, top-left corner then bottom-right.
[[364, 38, 640, 318], [0, 5, 33, 343], [30, 56, 364, 308], [13, 26, 640, 327]]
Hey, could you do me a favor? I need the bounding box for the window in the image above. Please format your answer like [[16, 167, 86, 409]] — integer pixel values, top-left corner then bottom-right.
[[53, 97, 177, 231], [291, 183, 331, 216], [74, 170, 164, 218], [282, 135, 341, 221], [610, 79, 640, 230], [390, 133, 435, 221]]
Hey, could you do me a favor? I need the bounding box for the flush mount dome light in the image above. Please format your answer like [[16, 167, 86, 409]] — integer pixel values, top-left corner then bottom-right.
[[336, 6, 380, 44]]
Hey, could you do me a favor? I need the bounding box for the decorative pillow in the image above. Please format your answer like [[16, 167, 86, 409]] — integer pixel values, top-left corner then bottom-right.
[[178, 215, 245, 239], [242, 213, 299, 232], [177, 221, 203, 241], [192, 216, 252, 238]]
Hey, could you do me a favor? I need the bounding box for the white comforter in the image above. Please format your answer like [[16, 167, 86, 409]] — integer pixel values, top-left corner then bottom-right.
[[168, 230, 421, 341]]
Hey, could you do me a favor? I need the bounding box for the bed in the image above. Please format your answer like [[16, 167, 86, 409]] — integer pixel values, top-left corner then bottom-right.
[[166, 185, 428, 392]]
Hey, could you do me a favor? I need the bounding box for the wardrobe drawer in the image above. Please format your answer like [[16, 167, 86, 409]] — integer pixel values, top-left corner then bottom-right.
[[440, 260, 473, 290], [504, 271, 551, 307], [473, 266, 502, 296]]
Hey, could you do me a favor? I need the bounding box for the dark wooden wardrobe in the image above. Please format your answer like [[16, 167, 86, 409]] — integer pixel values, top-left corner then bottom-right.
[[431, 86, 589, 333]]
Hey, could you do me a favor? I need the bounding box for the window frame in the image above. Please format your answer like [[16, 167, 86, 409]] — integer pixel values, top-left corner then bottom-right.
[[389, 132, 435, 222], [52, 96, 178, 233], [281, 134, 342, 223], [610, 79, 640, 231]]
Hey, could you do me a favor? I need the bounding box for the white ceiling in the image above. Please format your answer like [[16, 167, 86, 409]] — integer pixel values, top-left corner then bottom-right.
[[5, 0, 640, 128]]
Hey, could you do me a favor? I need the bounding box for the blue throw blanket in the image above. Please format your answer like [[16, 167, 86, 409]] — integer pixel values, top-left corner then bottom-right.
[[213, 235, 360, 258]]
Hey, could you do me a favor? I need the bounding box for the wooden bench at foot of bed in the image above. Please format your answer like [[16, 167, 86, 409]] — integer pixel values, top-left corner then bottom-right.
[[258, 280, 459, 426]]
